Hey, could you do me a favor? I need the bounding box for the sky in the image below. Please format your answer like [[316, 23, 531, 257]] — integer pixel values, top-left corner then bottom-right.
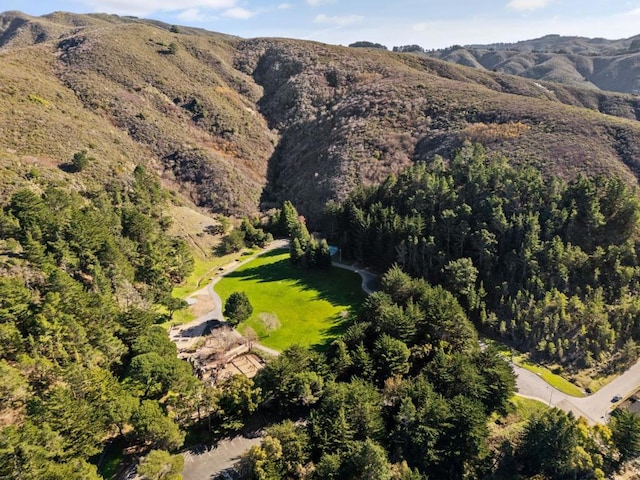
[[4, 0, 640, 49]]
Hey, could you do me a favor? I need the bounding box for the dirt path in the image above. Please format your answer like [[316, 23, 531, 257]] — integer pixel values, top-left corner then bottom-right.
[[179, 245, 379, 480], [169, 240, 289, 352]]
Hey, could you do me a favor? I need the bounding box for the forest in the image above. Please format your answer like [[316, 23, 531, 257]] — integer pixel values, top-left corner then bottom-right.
[[2, 148, 640, 480], [326, 142, 640, 375], [0, 167, 201, 478], [239, 267, 640, 479]]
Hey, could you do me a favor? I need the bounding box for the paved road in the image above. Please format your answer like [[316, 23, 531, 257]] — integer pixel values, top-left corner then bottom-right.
[[332, 262, 640, 425], [169, 240, 289, 351], [515, 358, 640, 424], [332, 262, 378, 295], [177, 246, 640, 474], [179, 245, 379, 480], [182, 435, 262, 480]]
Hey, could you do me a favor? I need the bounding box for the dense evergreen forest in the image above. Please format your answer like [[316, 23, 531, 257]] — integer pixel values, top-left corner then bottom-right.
[[3, 147, 640, 479], [0, 167, 200, 478], [327, 142, 640, 374], [240, 268, 640, 479]]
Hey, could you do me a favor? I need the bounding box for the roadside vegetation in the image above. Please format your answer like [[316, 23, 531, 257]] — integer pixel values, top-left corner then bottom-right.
[[4, 11, 640, 479]]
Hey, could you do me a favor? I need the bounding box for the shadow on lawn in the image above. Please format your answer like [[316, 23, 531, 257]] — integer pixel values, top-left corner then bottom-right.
[[224, 252, 365, 307], [223, 250, 366, 348]]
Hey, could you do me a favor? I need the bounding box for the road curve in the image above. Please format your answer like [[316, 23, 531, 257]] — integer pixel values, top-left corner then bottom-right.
[[179, 245, 378, 480], [169, 240, 289, 351], [179, 241, 640, 480], [331, 262, 378, 295], [515, 357, 640, 424]]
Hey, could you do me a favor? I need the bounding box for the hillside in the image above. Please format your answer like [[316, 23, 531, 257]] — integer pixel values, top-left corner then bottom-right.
[[2, 11, 640, 224], [427, 33, 640, 94], [5, 12, 640, 479]]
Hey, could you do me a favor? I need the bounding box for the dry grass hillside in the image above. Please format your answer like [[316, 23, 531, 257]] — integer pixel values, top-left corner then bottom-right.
[[2, 11, 640, 224], [429, 33, 640, 94], [238, 38, 640, 220]]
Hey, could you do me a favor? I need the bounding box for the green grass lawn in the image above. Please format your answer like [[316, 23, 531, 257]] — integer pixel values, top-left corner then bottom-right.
[[214, 249, 366, 351]]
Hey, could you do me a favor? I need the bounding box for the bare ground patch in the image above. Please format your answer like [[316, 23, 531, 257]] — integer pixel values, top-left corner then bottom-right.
[[180, 325, 265, 384], [188, 294, 215, 318]]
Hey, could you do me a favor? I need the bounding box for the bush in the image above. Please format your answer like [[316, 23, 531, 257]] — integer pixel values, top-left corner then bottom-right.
[[72, 150, 92, 172]]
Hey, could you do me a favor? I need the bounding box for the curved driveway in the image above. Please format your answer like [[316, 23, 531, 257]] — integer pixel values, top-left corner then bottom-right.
[[169, 240, 288, 352], [179, 241, 640, 480]]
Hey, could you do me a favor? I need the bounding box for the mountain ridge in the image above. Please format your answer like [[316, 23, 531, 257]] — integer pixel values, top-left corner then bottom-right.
[[428, 33, 640, 94], [2, 11, 640, 224]]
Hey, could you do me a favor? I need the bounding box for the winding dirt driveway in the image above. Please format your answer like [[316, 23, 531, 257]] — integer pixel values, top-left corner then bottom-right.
[[169, 240, 288, 354], [178, 244, 380, 480], [179, 243, 640, 480]]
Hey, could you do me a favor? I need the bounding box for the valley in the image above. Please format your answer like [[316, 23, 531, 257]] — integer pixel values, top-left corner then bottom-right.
[[3, 9, 640, 480]]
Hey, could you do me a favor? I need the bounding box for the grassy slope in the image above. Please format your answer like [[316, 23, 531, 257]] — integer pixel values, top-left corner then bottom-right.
[[214, 249, 366, 351], [485, 337, 586, 397], [3, 11, 640, 225]]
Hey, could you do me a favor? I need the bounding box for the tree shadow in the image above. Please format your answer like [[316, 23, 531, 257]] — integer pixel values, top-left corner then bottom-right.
[[175, 319, 223, 338], [57, 162, 77, 173], [312, 310, 358, 353], [222, 251, 366, 350], [224, 255, 365, 312]]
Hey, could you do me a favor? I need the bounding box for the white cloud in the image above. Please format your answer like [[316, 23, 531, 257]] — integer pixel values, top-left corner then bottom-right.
[[314, 13, 363, 26], [507, 0, 554, 11], [222, 7, 256, 19], [177, 8, 211, 22], [278, 3, 293, 9], [307, 0, 336, 6], [82, 0, 236, 16]]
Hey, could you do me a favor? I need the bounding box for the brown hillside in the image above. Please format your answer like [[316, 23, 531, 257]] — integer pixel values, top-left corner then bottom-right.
[[429, 34, 640, 95], [238, 39, 640, 220], [2, 11, 640, 224]]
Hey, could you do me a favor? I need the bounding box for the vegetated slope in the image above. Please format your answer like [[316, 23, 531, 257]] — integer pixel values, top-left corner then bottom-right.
[[238, 37, 640, 222], [3, 11, 640, 225], [0, 10, 276, 216], [428, 33, 640, 94]]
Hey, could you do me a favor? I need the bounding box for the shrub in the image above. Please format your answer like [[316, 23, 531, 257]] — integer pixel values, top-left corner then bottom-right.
[[72, 150, 92, 172]]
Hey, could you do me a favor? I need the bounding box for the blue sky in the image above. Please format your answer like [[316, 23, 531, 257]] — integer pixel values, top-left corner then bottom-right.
[[5, 0, 640, 49]]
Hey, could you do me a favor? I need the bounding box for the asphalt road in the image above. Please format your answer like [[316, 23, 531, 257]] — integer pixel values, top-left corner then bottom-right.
[[514, 358, 640, 424], [177, 242, 640, 480], [181, 435, 262, 480], [169, 240, 288, 352], [178, 245, 380, 480]]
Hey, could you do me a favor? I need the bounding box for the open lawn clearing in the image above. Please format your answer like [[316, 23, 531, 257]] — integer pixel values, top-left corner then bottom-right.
[[214, 249, 366, 351]]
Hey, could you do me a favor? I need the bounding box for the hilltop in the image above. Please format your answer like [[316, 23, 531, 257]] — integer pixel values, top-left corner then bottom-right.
[[2, 11, 640, 224], [427, 33, 640, 94]]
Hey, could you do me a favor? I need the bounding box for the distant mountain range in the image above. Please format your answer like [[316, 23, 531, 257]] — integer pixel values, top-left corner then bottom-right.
[[426, 34, 640, 94], [2, 11, 640, 225]]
